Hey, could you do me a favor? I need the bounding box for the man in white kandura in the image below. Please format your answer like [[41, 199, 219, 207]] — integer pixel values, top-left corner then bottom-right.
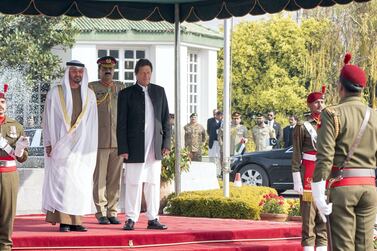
[[42, 60, 98, 232]]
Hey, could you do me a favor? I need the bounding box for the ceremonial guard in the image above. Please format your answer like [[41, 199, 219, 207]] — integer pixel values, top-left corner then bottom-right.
[[184, 113, 206, 161], [312, 53, 377, 251], [89, 56, 127, 224], [291, 88, 327, 251], [0, 84, 29, 251]]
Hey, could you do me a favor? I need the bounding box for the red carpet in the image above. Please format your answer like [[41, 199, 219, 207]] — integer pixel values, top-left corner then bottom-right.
[[12, 214, 302, 250]]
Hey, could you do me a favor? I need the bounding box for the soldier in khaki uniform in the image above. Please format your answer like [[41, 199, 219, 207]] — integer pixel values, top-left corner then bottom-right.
[[230, 112, 248, 156], [184, 113, 206, 161], [291, 91, 327, 251], [252, 113, 276, 151], [312, 53, 377, 251], [0, 85, 29, 251], [89, 56, 127, 225]]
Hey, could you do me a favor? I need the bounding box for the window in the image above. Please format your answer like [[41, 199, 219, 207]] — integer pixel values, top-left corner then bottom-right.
[[124, 49, 145, 85], [188, 52, 199, 114], [98, 49, 120, 80], [97, 48, 146, 84]]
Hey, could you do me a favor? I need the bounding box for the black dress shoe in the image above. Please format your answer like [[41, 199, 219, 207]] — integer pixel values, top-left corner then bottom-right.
[[123, 219, 135, 230], [70, 225, 88, 232], [147, 219, 167, 230], [108, 216, 121, 224], [59, 224, 70, 232], [98, 216, 110, 224]]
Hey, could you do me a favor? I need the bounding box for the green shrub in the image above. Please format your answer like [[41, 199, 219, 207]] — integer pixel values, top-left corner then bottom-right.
[[165, 184, 276, 220]]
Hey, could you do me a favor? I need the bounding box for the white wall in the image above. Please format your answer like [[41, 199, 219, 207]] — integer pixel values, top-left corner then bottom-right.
[[71, 44, 98, 82], [66, 42, 217, 131], [200, 49, 218, 127]]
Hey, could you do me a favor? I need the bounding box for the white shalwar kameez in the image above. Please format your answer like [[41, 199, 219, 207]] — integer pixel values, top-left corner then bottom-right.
[[42, 64, 98, 216], [124, 84, 161, 222]]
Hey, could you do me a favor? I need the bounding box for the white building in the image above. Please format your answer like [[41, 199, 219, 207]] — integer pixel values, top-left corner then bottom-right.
[[54, 17, 223, 127]]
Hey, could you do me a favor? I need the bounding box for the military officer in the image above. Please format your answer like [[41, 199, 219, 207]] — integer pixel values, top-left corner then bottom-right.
[[230, 112, 248, 155], [252, 113, 276, 151], [291, 90, 327, 251], [89, 56, 127, 225], [312, 53, 377, 251], [0, 84, 29, 251], [184, 113, 206, 161]]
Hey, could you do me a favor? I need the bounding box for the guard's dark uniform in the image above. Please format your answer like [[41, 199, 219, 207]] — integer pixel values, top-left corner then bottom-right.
[[292, 114, 327, 247], [0, 118, 28, 251]]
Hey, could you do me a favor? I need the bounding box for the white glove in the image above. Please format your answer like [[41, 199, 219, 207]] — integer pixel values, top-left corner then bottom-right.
[[0, 136, 13, 155], [292, 172, 303, 195], [312, 180, 333, 223], [15, 136, 30, 157]]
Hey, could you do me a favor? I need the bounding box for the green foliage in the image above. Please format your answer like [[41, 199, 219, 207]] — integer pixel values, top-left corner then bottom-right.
[[161, 147, 191, 183], [287, 199, 301, 216], [165, 184, 276, 219], [0, 15, 78, 85], [259, 193, 287, 214], [218, 6, 377, 127]]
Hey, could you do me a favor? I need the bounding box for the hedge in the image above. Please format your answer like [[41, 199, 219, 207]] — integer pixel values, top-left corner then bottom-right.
[[165, 184, 276, 220]]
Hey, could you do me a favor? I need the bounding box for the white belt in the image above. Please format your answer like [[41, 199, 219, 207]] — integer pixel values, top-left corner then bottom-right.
[[0, 160, 17, 167], [302, 153, 316, 161]]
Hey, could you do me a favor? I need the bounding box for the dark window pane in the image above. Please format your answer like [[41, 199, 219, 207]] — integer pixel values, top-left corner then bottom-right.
[[189, 75, 192, 82], [125, 72, 134, 80], [115, 62, 119, 70], [125, 61, 134, 70], [136, 50, 145, 59], [194, 64, 197, 72], [98, 50, 107, 58], [194, 85, 197, 92], [110, 50, 119, 58], [31, 94, 39, 102], [194, 95, 197, 103], [194, 54, 197, 62], [125, 50, 133, 59], [113, 72, 119, 80], [41, 94, 46, 103], [190, 85, 192, 92], [194, 75, 197, 83], [41, 85, 50, 93]]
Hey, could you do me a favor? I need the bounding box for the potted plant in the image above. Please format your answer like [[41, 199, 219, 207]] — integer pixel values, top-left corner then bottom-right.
[[259, 193, 288, 222], [287, 199, 301, 221], [159, 147, 191, 213]]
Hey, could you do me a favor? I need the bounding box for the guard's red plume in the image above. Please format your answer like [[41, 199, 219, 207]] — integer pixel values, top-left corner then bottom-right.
[[4, 83, 8, 93], [344, 53, 352, 65], [321, 84, 326, 94]]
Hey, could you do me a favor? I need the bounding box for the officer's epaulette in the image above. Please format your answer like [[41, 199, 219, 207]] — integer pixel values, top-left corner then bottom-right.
[[322, 106, 340, 138]]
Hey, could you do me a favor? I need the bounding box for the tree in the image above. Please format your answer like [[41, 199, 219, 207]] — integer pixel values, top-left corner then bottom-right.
[[303, 2, 377, 107], [0, 15, 78, 85], [218, 16, 332, 129]]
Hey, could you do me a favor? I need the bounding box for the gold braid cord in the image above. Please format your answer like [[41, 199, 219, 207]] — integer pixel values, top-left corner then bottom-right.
[[96, 92, 109, 105]]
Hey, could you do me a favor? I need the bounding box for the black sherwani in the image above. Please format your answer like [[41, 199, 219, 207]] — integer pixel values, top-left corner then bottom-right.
[[117, 83, 171, 163]]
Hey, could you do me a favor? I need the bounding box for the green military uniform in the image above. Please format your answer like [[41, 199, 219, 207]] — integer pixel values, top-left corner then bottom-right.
[[230, 124, 248, 156], [314, 96, 377, 251], [292, 116, 327, 247], [0, 118, 28, 251], [184, 122, 206, 161], [252, 125, 275, 151], [89, 80, 127, 220]]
